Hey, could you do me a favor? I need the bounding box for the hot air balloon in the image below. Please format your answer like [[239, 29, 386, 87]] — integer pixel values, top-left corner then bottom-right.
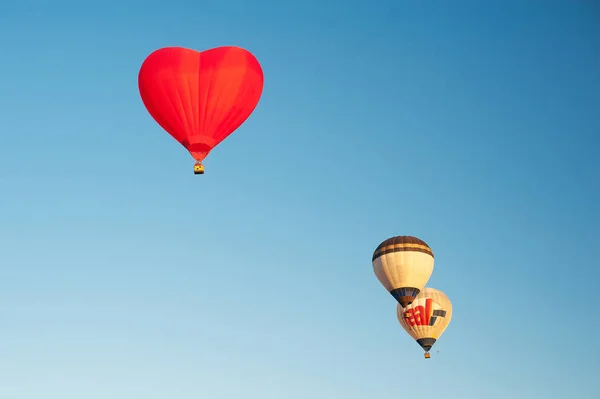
[[138, 46, 264, 174], [372, 236, 435, 307], [396, 287, 452, 359]]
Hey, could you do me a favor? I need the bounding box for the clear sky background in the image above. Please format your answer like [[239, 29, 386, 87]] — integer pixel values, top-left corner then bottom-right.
[[0, 1, 598, 398]]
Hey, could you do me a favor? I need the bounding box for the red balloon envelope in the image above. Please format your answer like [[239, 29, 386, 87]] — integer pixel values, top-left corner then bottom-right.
[[138, 46, 264, 173]]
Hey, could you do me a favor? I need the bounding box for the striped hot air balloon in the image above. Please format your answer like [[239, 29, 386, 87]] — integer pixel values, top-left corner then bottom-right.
[[372, 236, 435, 307]]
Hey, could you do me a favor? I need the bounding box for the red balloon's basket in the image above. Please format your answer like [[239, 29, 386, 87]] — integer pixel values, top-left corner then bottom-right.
[[194, 163, 205, 175]]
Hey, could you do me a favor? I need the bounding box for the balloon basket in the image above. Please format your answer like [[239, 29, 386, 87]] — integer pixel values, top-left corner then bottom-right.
[[424, 353, 431, 359], [194, 163, 205, 175]]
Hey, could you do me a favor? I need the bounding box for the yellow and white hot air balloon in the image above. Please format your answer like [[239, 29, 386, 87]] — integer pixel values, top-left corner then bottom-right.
[[396, 287, 452, 359], [372, 236, 435, 307]]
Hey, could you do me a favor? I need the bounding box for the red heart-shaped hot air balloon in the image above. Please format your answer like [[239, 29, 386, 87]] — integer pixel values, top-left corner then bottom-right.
[[138, 46, 264, 174]]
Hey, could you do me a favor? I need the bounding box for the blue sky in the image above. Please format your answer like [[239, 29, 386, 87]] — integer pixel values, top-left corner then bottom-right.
[[1, 0, 599, 398]]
